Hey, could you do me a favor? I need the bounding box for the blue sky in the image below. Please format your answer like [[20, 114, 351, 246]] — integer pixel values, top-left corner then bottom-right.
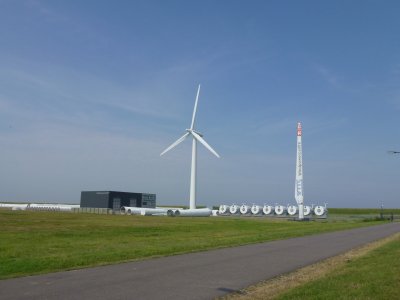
[[1, 0, 400, 208]]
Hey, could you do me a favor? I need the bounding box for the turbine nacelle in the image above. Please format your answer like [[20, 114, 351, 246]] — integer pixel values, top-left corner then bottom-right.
[[160, 129, 219, 158], [186, 129, 203, 137]]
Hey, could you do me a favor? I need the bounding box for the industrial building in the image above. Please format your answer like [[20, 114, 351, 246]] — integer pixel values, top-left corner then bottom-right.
[[80, 191, 156, 210]]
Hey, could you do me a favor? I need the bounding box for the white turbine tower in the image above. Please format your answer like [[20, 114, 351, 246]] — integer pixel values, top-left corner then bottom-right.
[[160, 85, 220, 210], [295, 122, 304, 220]]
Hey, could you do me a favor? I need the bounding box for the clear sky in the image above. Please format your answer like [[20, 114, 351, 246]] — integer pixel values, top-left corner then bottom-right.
[[1, 0, 400, 208]]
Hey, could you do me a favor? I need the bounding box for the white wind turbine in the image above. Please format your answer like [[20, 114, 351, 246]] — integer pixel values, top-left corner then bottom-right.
[[160, 84, 220, 210]]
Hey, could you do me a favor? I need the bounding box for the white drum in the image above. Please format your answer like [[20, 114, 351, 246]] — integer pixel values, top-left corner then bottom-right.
[[240, 205, 251, 215], [303, 205, 312, 216], [287, 205, 297, 216], [262, 205, 273, 215], [229, 205, 240, 214], [251, 205, 262, 215], [314, 206, 326, 216], [218, 205, 229, 214], [274, 205, 287, 215]]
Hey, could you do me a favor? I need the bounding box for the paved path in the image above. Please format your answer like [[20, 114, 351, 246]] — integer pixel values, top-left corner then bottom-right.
[[1, 223, 399, 300]]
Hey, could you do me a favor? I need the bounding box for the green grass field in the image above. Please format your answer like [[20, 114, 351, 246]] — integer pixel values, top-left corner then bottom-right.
[[277, 234, 400, 300], [0, 209, 391, 279], [328, 208, 400, 215], [328, 208, 400, 223]]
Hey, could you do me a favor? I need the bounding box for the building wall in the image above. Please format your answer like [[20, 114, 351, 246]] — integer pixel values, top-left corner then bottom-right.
[[108, 191, 143, 209], [80, 191, 156, 209], [80, 191, 110, 208], [142, 193, 156, 208]]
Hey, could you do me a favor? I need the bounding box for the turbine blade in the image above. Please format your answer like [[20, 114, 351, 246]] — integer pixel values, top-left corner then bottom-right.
[[191, 131, 220, 158], [190, 84, 201, 130], [160, 132, 190, 156]]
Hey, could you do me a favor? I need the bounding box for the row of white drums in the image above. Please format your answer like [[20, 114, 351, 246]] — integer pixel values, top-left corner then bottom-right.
[[218, 204, 326, 217]]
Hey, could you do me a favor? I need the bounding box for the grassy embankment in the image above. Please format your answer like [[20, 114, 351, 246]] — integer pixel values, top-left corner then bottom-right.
[[277, 233, 400, 299], [0, 209, 390, 279]]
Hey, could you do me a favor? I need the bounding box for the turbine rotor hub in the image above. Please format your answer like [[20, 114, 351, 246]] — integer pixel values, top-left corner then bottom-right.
[[186, 129, 203, 137]]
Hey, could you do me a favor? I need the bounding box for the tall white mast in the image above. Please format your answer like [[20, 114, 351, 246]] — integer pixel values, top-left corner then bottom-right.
[[189, 138, 197, 209], [295, 122, 304, 219]]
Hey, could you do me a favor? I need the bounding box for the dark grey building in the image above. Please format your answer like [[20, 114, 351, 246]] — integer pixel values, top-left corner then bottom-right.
[[80, 191, 156, 210]]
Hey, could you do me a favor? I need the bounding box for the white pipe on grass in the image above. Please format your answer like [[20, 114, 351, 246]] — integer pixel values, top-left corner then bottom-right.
[[121, 206, 168, 216], [174, 208, 212, 217], [0, 203, 29, 210]]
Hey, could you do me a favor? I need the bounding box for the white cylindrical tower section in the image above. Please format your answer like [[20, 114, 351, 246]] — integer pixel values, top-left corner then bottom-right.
[[275, 205, 287, 216], [218, 205, 229, 214], [175, 208, 212, 217], [189, 138, 197, 210], [240, 205, 251, 215], [167, 209, 177, 216], [211, 210, 219, 216], [251, 205, 262, 215], [262, 205, 273, 215], [6, 203, 29, 210], [314, 206, 326, 216], [287, 205, 297, 216], [303, 205, 312, 216], [229, 204, 240, 214]]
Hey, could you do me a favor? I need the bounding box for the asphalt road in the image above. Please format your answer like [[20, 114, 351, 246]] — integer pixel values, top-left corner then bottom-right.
[[1, 222, 399, 300]]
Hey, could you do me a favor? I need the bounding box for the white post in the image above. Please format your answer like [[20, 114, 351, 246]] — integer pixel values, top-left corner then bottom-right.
[[298, 204, 304, 219], [189, 138, 197, 209]]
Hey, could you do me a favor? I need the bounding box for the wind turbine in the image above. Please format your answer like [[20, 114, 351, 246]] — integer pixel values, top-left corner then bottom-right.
[[160, 85, 220, 210], [388, 150, 400, 154]]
